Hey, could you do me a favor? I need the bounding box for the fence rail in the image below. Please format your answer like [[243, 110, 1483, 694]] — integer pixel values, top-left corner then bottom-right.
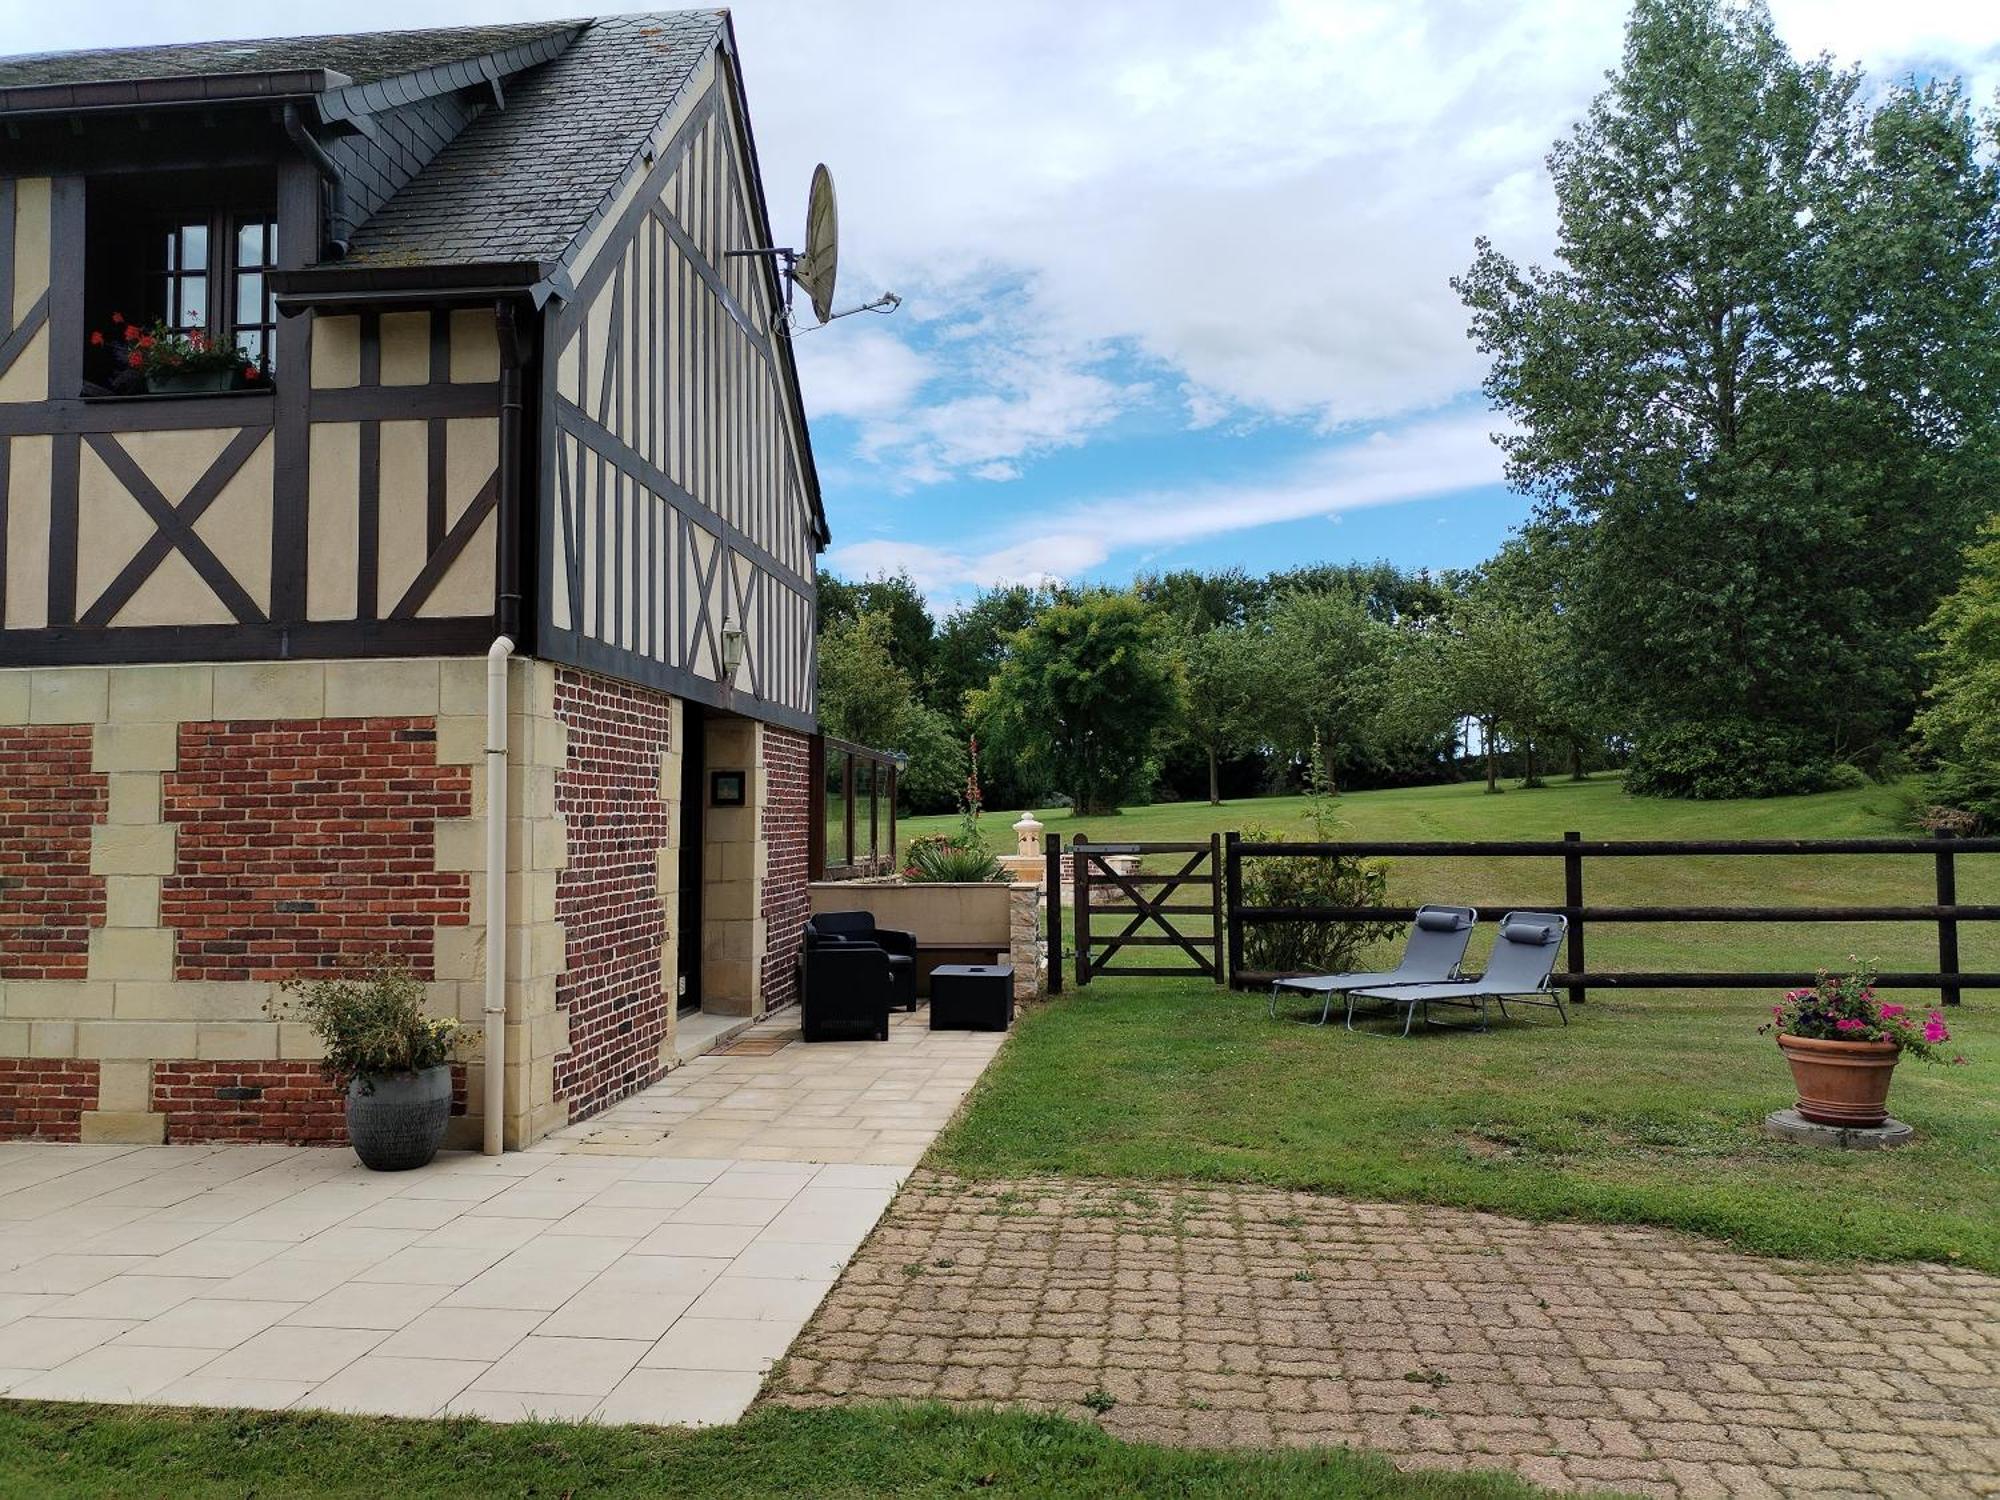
[[1224, 830, 1996, 1005]]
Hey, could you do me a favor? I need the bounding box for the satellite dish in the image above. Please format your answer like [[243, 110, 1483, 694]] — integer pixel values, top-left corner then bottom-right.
[[793, 164, 838, 326], [725, 164, 898, 333]]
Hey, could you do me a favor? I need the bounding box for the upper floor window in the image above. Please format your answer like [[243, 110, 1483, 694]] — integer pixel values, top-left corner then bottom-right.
[[233, 217, 278, 370], [84, 171, 277, 396], [155, 220, 211, 335]]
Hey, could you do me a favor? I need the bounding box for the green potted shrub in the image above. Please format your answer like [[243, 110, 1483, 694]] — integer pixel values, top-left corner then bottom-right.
[[271, 963, 459, 1171], [903, 832, 1005, 883], [1761, 963, 1964, 1127]]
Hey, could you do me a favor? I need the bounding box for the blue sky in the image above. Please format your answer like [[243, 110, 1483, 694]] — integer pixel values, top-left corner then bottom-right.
[[26, 3, 2000, 614]]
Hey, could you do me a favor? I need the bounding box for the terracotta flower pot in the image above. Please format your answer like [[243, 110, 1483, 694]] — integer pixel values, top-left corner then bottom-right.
[[1776, 1033, 1900, 1127]]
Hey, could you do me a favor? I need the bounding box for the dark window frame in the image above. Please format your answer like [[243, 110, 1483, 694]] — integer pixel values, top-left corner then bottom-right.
[[84, 171, 278, 396]]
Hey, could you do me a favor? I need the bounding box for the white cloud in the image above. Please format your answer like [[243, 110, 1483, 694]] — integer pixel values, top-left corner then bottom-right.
[[741, 0, 1998, 437], [788, 326, 932, 421], [825, 406, 1511, 605]]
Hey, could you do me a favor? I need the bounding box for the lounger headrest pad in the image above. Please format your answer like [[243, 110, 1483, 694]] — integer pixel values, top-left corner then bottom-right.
[[1414, 909, 1472, 933], [1501, 917, 1561, 945]]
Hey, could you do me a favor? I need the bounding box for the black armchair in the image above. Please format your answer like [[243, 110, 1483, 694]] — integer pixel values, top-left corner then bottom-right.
[[801, 943, 892, 1042], [803, 912, 917, 1012]]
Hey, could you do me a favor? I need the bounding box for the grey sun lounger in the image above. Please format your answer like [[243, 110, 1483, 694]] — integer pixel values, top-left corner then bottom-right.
[[1267, 905, 1477, 1025], [1343, 911, 1569, 1037]]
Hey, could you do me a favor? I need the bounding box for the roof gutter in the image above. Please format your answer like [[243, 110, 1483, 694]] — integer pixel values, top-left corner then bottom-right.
[[271, 259, 554, 313], [0, 67, 345, 118], [282, 101, 349, 261]]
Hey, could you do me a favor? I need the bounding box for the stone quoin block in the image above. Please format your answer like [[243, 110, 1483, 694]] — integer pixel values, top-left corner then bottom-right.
[[91, 721, 178, 773], [103, 876, 162, 929], [86, 927, 175, 981], [210, 662, 325, 720], [79, 1109, 166, 1145], [325, 659, 441, 719], [29, 668, 109, 724], [3, 980, 115, 1020], [105, 773, 162, 826], [106, 664, 214, 724], [0, 673, 30, 724], [90, 823, 175, 877]]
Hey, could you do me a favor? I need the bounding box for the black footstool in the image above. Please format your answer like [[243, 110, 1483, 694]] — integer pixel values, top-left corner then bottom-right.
[[928, 964, 1014, 1031]]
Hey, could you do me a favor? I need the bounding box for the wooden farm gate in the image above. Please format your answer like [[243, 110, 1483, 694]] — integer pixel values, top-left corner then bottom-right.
[[1048, 834, 1226, 988]]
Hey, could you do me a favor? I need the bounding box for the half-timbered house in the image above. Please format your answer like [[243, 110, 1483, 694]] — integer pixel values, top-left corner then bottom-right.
[[0, 13, 840, 1148]]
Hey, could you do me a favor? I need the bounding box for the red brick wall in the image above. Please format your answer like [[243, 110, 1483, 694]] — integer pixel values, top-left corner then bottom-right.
[[152, 1060, 465, 1144], [0, 1058, 99, 1141], [0, 725, 105, 979], [161, 718, 471, 981], [761, 726, 812, 1013], [552, 668, 672, 1119]]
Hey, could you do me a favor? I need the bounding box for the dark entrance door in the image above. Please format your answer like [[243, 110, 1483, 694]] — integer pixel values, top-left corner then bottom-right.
[[676, 707, 705, 1014]]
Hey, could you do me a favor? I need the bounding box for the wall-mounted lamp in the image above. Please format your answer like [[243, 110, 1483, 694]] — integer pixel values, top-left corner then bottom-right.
[[720, 622, 746, 683]]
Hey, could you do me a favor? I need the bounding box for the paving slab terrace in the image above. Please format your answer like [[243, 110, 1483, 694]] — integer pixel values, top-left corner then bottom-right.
[[769, 1173, 2000, 1500], [0, 1009, 1006, 1426]]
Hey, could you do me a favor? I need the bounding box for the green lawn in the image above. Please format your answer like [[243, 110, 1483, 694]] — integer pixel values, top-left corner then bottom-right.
[[919, 775, 2000, 1270], [0, 1401, 1548, 1499]]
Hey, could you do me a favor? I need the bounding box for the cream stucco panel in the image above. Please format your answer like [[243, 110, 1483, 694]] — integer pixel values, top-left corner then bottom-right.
[[306, 423, 361, 620], [189, 432, 275, 613], [311, 315, 361, 389], [4, 434, 50, 629], [445, 416, 499, 524], [74, 442, 153, 618], [112, 550, 233, 628], [448, 308, 501, 383], [0, 323, 48, 404], [377, 420, 428, 609], [419, 509, 496, 618], [10, 179, 51, 323], [379, 311, 430, 385]]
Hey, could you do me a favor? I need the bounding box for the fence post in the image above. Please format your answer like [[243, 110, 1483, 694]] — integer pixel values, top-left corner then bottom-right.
[[1563, 830, 1587, 1007], [1209, 831, 1226, 986], [1073, 834, 1092, 987], [1936, 829, 1961, 1008], [1045, 833, 1063, 994], [1224, 830, 1244, 989]]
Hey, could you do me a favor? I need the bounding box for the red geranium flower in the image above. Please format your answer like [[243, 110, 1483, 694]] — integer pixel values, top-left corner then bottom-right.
[[110, 311, 124, 325], [89, 330, 104, 346], [137, 335, 155, 350], [127, 351, 143, 369], [243, 365, 261, 380]]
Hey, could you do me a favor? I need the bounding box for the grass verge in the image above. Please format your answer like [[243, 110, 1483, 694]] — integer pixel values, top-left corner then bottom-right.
[[934, 979, 2000, 1270], [0, 1399, 1550, 1499]]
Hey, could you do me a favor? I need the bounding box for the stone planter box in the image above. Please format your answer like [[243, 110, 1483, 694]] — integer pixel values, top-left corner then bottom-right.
[[809, 879, 1041, 1002]]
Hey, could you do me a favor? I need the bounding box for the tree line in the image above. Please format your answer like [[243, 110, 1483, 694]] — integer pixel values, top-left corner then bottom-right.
[[819, 0, 2000, 829], [817, 557, 1611, 817]]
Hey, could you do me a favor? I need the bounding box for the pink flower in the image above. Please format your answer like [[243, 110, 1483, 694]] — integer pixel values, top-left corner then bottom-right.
[[1834, 1018, 1866, 1032], [1878, 1004, 1904, 1019], [1924, 1016, 1949, 1045]]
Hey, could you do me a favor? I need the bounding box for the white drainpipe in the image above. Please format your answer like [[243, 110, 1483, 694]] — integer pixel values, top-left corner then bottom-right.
[[483, 636, 515, 1156]]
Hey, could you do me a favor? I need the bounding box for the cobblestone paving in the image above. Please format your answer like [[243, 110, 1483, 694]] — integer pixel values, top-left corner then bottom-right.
[[768, 1173, 2000, 1498]]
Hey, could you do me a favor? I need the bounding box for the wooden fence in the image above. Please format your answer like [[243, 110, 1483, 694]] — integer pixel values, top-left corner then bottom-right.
[[1220, 831, 2000, 1003]]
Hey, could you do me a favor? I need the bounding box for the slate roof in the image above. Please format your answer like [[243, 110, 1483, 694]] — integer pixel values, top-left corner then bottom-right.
[[0, 21, 581, 89], [341, 11, 727, 268]]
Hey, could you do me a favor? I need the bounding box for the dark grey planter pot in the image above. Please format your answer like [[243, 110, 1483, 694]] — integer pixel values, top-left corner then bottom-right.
[[345, 1065, 452, 1171]]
